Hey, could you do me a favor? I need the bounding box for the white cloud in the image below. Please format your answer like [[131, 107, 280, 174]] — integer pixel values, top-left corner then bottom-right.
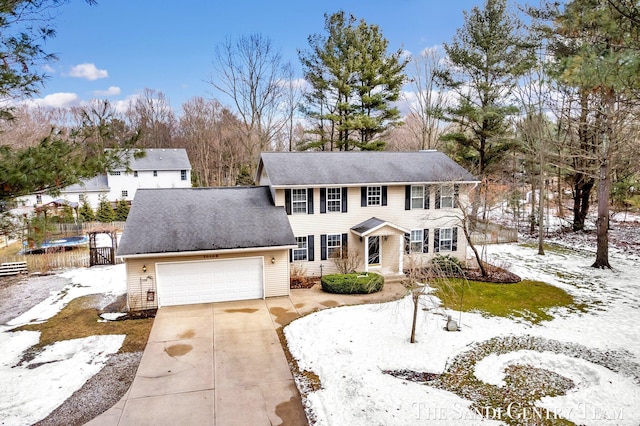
[[42, 64, 56, 74], [24, 92, 82, 108], [68, 63, 108, 80], [93, 86, 121, 97], [112, 94, 140, 114]]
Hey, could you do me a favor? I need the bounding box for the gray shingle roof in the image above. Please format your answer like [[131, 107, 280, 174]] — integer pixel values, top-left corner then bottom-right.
[[258, 151, 478, 186], [350, 217, 409, 236], [114, 148, 191, 171], [117, 187, 295, 256], [62, 174, 110, 193]]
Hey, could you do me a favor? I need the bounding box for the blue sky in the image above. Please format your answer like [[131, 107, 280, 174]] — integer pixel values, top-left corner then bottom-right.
[[35, 0, 483, 114]]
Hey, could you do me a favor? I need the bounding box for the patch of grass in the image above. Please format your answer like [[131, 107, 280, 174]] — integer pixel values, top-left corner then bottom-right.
[[14, 294, 153, 353], [436, 279, 574, 324]]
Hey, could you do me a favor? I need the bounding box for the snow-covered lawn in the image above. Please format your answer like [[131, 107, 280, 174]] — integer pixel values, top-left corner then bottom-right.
[[285, 242, 640, 425], [0, 265, 127, 426]]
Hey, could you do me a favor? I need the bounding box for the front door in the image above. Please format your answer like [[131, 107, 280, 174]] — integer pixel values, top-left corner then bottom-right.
[[368, 236, 380, 265]]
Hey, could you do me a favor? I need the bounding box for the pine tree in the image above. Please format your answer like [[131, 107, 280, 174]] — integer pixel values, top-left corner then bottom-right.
[[78, 198, 95, 222], [95, 195, 116, 223], [299, 11, 408, 151], [439, 0, 536, 218], [114, 199, 130, 221]]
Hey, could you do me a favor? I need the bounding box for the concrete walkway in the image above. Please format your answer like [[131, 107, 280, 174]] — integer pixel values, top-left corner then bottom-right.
[[87, 282, 407, 425]]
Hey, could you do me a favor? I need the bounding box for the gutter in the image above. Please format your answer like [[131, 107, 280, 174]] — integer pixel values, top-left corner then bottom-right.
[[117, 244, 298, 260]]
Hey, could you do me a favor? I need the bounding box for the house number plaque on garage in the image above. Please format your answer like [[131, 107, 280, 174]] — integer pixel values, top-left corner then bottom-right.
[[203, 254, 219, 259]]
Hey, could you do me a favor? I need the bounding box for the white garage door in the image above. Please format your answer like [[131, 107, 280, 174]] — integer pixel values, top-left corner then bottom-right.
[[156, 258, 264, 306]]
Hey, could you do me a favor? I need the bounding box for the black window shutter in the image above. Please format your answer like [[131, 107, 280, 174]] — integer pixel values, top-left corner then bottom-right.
[[404, 233, 410, 254], [341, 233, 348, 253], [434, 228, 440, 252], [289, 248, 293, 263], [452, 228, 458, 251], [423, 229, 429, 253], [405, 185, 411, 210], [307, 188, 314, 214], [285, 189, 292, 215], [361, 186, 367, 207], [454, 184, 460, 208], [381, 186, 387, 206], [320, 188, 326, 214], [435, 187, 441, 209], [321, 234, 327, 260], [308, 235, 315, 261], [424, 186, 430, 209], [341, 187, 348, 212]]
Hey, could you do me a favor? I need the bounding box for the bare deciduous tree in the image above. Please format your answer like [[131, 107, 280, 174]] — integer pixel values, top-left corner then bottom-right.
[[208, 33, 289, 164], [126, 88, 176, 149]]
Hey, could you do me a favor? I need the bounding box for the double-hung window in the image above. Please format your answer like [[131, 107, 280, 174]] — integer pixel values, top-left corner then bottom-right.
[[411, 186, 425, 209], [292, 189, 307, 214], [327, 234, 342, 258], [439, 228, 453, 251], [110, 171, 121, 176], [440, 185, 454, 208], [410, 229, 424, 253], [367, 186, 382, 206], [122, 190, 128, 198], [181, 170, 187, 181], [293, 236, 308, 261], [327, 188, 341, 212], [153, 170, 158, 177]]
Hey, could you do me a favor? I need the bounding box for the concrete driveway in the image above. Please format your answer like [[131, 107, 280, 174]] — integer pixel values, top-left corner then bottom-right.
[[88, 281, 406, 425]]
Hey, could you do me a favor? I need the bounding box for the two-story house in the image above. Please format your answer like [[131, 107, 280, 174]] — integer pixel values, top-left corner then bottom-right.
[[256, 151, 479, 278], [17, 148, 192, 209], [117, 150, 478, 311]]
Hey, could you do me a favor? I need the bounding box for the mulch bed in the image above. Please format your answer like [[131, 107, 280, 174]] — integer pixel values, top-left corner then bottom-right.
[[290, 277, 320, 289], [458, 264, 521, 284]]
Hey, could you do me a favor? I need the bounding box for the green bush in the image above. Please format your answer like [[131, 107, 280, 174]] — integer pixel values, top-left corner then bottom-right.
[[321, 272, 384, 294], [430, 254, 463, 275]]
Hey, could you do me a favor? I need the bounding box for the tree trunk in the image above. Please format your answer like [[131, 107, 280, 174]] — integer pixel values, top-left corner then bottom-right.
[[592, 158, 611, 268], [573, 173, 594, 231], [538, 152, 545, 255], [410, 294, 419, 343]]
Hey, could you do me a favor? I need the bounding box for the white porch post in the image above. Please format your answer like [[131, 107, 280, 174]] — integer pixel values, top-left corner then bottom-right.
[[399, 234, 404, 273], [364, 235, 369, 273]]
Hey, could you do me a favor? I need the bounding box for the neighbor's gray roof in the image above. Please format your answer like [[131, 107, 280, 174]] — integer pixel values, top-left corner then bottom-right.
[[114, 148, 191, 171], [62, 174, 109, 193], [258, 151, 478, 186], [117, 187, 295, 256]]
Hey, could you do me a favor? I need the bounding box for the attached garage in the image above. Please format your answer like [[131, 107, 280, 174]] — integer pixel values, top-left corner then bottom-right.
[[156, 258, 264, 306], [117, 187, 296, 311]]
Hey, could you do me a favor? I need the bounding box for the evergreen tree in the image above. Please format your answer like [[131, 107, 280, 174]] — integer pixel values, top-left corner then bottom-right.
[[95, 195, 116, 223], [439, 0, 536, 218], [78, 198, 95, 222], [114, 199, 130, 221], [544, 0, 640, 268], [0, 2, 140, 202], [298, 11, 408, 151]]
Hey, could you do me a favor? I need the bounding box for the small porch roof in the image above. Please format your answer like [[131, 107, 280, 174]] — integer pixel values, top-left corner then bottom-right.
[[350, 217, 409, 237]]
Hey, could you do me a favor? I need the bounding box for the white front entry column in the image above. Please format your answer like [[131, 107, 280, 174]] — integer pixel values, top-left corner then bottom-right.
[[364, 235, 369, 273]]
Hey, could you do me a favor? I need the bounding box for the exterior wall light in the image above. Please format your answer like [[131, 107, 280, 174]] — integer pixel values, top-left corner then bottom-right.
[[271, 257, 276, 264], [142, 265, 147, 273]]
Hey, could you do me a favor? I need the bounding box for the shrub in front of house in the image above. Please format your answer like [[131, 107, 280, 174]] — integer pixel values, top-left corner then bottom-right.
[[321, 272, 384, 294], [430, 254, 463, 276]]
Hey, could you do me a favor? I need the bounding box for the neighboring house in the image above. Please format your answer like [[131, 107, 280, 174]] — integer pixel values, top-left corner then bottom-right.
[[17, 148, 192, 210], [118, 150, 478, 310]]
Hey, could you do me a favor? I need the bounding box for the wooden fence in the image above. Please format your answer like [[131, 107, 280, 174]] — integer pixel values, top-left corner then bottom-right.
[[0, 249, 122, 274], [470, 222, 518, 245], [51, 221, 126, 235]]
